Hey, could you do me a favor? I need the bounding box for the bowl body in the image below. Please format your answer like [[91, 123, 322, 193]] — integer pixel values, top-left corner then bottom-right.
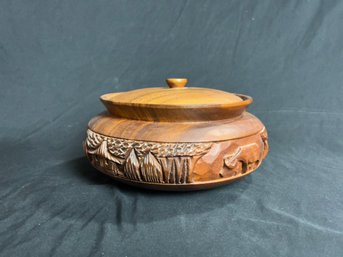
[[83, 111, 268, 190]]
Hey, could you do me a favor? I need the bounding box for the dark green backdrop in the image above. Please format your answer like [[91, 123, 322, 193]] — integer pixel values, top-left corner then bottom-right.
[[1, 1, 342, 256]]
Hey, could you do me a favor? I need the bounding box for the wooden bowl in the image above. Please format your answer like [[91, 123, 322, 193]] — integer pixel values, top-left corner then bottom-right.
[[83, 78, 268, 190]]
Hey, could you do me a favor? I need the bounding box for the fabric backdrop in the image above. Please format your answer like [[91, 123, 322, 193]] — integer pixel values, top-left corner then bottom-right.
[[1, 1, 342, 256]]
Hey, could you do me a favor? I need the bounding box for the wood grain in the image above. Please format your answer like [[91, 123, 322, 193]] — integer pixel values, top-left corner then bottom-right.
[[84, 78, 269, 190], [84, 127, 268, 190], [100, 80, 250, 121], [89, 112, 264, 143]]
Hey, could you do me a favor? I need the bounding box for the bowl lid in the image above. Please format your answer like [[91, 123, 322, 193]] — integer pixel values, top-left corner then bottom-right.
[[100, 78, 253, 122], [102, 78, 243, 106]]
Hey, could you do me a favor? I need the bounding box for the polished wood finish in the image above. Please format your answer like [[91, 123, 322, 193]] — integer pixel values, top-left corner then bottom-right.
[[100, 87, 242, 105], [84, 78, 269, 190], [166, 78, 188, 88], [100, 93, 251, 122], [88, 112, 264, 142], [84, 127, 268, 190], [100, 79, 246, 122]]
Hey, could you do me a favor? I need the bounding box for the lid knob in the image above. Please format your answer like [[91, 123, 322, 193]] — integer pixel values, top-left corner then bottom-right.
[[166, 78, 188, 88]]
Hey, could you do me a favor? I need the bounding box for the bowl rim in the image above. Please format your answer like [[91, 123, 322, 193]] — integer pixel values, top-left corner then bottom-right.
[[100, 93, 253, 109]]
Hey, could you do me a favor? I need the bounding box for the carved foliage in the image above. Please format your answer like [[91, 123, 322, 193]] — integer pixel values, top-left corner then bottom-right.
[[141, 152, 163, 183], [85, 129, 268, 183], [124, 149, 141, 181], [84, 129, 211, 184]]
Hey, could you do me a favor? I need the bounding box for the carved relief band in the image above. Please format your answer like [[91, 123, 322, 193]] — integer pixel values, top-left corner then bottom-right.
[[83, 128, 268, 186]]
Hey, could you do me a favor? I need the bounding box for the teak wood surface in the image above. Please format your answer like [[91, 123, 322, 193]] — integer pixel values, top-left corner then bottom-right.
[[84, 78, 269, 190]]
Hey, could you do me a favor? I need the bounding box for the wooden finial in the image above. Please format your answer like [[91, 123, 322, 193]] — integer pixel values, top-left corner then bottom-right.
[[166, 78, 188, 88]]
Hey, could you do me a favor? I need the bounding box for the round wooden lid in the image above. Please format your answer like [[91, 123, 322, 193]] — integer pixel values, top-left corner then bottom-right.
[[101, 78, 242, 106], [100, 78, 252, 122]]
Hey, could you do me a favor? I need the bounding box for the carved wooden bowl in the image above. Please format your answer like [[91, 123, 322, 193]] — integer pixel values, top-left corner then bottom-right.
[[83, 78, 268, 190]]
